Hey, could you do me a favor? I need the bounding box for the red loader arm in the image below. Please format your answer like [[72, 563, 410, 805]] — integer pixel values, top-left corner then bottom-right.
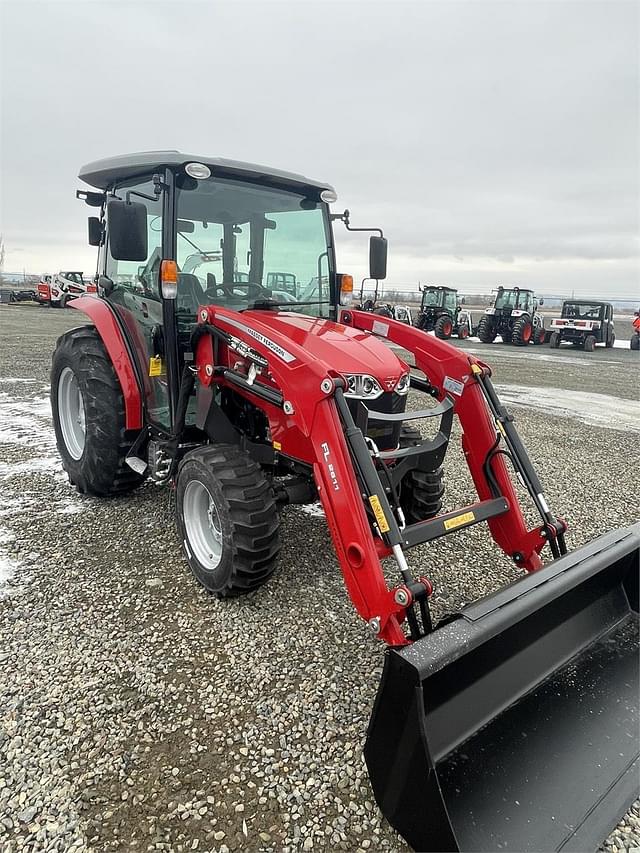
[[342, 310, 551, 570]]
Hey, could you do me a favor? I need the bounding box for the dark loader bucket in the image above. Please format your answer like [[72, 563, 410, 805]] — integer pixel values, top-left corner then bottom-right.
[[365, 524, 639, 852]]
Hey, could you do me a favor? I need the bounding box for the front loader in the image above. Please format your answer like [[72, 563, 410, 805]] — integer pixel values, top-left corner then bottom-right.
[[52, 152, 638, 852]]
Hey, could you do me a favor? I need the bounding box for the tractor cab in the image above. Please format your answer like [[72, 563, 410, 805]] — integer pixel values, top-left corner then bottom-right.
[[420, 285, 458, 314], [75, 151, 389, 432], [492, 285, 534, 314]]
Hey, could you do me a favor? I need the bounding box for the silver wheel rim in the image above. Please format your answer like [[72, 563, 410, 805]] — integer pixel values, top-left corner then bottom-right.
[[58, 367, 86, 460], [183, 480, 223, 570]]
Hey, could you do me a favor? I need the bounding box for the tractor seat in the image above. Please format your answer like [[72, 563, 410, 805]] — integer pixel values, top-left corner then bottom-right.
[[177, 273, 205, 315]]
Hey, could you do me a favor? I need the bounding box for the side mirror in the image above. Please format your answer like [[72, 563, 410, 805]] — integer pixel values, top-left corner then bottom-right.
[[460, 296, 466, 305], [369, 235, 388, 281], [88, 217, 102, 247], [107, 200, 148, 261], [538, 296, 544, 306]]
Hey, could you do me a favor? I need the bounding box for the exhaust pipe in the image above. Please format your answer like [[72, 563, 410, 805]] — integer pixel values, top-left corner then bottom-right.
[[365, 524, 639, 852]]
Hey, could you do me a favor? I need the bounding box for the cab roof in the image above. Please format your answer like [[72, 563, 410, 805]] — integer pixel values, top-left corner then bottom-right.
[[78, 150, 335, 195]]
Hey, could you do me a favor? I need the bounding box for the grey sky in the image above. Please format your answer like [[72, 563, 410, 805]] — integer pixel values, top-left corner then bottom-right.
[[1, 0, 638, 297]]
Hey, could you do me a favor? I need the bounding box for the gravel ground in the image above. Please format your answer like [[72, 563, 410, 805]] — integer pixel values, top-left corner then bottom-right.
[[0, 303, 638, 853]]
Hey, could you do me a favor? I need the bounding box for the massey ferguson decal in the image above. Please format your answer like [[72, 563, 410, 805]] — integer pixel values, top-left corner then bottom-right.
[[321, 442, 340, 491], [221, 316, 296, 363]]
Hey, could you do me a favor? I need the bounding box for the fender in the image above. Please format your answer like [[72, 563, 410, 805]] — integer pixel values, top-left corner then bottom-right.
[[69, 296, 143, 430]]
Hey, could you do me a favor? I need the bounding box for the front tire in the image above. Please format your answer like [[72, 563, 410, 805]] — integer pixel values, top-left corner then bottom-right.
[[511, 317, 533, 346], [631, 335, 640, 351], [457, 324, 470, 339], [51, 326, 146, 496], [398, 426, 444, 523], [477, 316, 496, 343], [434, 315, 453, 340], [549, 331, 561, 349], [176, 445, 280, 596]]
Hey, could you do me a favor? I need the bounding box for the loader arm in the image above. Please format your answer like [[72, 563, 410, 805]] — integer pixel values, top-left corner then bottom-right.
[[341, 309, 566, 568]]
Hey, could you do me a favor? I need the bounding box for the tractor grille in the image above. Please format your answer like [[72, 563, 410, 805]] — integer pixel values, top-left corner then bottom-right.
[[348, 391, 405, 451]]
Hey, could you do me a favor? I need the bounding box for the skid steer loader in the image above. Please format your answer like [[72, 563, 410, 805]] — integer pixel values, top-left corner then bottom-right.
[[53, 152, 638, 852]]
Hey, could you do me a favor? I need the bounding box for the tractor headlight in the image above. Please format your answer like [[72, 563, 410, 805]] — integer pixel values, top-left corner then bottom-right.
[[395, 372, 410, 395], [343, 374, 383, 400]]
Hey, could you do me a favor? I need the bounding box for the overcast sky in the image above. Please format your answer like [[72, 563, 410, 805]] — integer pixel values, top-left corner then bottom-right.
[[1, 0, 638, 297]]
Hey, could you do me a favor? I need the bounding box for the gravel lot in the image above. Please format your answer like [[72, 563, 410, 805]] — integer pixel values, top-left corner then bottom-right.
[[1, 303, 639, 853]]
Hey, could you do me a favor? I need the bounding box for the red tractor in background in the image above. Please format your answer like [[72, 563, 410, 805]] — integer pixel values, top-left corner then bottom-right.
[[51, 152, 638, 852]]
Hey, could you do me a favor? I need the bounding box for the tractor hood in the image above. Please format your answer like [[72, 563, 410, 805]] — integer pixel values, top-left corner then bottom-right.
[[242, 310, 408, 381]]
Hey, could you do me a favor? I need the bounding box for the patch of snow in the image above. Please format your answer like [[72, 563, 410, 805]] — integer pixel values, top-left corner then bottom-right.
[[0, 525, 19, 598], [0, 377, 39, 383], [298, 502, 326, 518], [496, 384, 640, 433], [56, 500, 83, 515], [0, 392, 55, 449]]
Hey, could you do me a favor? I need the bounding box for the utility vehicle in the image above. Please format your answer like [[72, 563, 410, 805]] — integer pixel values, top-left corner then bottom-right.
[[477, 285, 546, 345], [415, 285, 474, 339], [51, 151, 638, 853], [548, 300, 615, 351]]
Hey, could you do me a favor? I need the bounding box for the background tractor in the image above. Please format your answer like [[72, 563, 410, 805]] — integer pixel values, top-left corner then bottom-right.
[[51, 151, 638, 853], [476, 285, 546, 345], [548, 300, 615, 351], [415, 285, 475, 340]]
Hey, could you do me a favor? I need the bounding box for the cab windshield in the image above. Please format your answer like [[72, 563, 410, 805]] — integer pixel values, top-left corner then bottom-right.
[[494, 289, 532, 311], [173, 177, 332, 318]]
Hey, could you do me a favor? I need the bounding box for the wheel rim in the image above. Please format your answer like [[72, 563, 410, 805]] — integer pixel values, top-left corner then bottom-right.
[[444, 321, 452, 336], [523, 324, 532, 342], [58, 367, 86, 460], [183, 480, 223, 570]]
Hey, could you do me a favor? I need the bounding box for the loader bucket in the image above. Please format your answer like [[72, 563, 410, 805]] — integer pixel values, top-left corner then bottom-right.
[[365, 524, 639, 852]]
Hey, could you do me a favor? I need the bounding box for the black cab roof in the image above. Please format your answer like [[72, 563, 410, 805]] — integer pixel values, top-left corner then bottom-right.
[[79, 150, 335, 195]]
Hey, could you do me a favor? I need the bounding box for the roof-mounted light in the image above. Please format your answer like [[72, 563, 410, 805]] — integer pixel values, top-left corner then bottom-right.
[[185, 162, 211, 180], [320, 189, 337, 203]]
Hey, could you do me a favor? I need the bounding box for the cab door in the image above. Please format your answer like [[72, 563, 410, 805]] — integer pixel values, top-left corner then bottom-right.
[[104, 176, 170, 429]]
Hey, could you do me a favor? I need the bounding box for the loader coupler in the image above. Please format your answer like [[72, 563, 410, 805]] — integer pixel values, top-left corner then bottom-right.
[[365, 524, 639, 852]]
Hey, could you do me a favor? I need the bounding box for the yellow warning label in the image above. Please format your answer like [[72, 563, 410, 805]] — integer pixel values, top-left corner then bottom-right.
[[149, 356, 164, 377], [444, 510, 475, 531], [272, 441, 282, 451], [369, 495, 390, 533]]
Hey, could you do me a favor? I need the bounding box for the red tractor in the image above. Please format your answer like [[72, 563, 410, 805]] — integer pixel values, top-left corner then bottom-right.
[[52, 152, 638, 852]]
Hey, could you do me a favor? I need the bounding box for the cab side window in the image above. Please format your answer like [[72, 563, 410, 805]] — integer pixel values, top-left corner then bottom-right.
[[106, 178, 162, 299]]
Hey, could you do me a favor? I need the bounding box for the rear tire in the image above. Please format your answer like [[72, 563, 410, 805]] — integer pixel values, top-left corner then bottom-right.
[[476, 316, 496, 343], [549, 331, 560, 348], [606, 333, 615, 348], [398, 426, 444, 523], [511, 317, 533, 346], [434, 315, 453, 340], [51, 326, 146, 496], [176, 444, 280, 596], [584, 334, 596, 352]]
